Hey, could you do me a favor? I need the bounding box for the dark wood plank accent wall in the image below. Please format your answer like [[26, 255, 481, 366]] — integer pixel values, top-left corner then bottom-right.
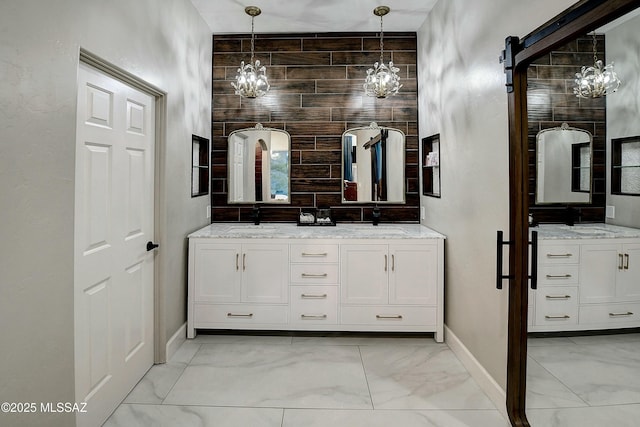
[[211, 32, 419, 223], [527, 34, 606, 224]]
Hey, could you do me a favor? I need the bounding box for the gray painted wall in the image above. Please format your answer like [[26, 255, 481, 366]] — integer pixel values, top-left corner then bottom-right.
[[606, 14, 640, 228], [417, 0, 576, 394], [0, 1, 212, 426]]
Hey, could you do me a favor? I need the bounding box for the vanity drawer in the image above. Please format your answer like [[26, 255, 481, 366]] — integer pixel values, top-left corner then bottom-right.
[[194, 304, 288, 325], [579, 303, 640, 325], [290, 285, 338, 325], [539, 265, 579, 285], [290, 244, 339, 263], [539, 244, 580, 265], [341, 306, 436, 326], [534, 286, 578, 326], [290, 263, 339, 284]]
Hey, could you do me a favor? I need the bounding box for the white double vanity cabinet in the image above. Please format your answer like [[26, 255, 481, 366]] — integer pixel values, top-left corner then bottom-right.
[[530, 224, 640, 332], [187, 223, 445, 342]]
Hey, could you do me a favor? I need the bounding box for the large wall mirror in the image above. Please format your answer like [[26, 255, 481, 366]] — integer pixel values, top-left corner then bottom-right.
[[228, 124, 291, 204], [341, 122, 405, 204], [535, 123, 592, 204], [504, 1, 640, 426]]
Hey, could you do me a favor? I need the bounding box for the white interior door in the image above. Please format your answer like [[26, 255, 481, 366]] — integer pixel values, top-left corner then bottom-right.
[[74, 62, 155, 427]]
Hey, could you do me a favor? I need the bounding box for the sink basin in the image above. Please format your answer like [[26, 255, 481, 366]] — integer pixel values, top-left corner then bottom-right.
[[562, 225, 611, 236], [228, 225, 278, 234], [350, 227, 407, 235]]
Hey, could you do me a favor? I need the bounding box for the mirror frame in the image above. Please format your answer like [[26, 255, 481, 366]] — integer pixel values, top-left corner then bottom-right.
[[341, 123, 406, 204], [535, 123, 593, 204], [503, 0, 640, 425], [227, 123, 291, 205]]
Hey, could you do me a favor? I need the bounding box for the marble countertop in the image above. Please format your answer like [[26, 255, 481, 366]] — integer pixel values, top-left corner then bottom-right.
[[188, 223, 446, 240], [533, 223, 640, 240]]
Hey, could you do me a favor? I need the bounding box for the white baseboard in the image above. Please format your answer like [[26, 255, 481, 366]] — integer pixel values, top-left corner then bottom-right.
[[166, 322, 187, 362], [445, 325, 508, 420]]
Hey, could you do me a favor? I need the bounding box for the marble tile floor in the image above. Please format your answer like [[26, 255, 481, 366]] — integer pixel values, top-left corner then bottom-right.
[[104, 334, 509, 427], [526, 332, 640, 427]]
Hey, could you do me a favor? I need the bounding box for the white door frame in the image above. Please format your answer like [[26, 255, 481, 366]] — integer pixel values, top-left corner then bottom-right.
[[78, 49, 167, 364]]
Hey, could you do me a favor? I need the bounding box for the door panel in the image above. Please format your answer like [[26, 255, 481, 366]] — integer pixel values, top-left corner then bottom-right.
[[341, 244, 388, 305], [619, 243, 640, 300], [242, 244, 289, 303], [580, 244, 619, 303], [75, 62, 155, 427], [389, 244, 437, 305]]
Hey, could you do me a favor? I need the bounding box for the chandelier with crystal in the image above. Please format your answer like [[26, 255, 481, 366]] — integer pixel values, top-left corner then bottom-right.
[[231, 6, 270, 98], [573, 32, 620, 98], [364, 6, 402, 98]]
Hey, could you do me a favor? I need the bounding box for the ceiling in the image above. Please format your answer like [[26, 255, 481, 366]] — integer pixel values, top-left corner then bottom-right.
[[188, 0, 438, 34]]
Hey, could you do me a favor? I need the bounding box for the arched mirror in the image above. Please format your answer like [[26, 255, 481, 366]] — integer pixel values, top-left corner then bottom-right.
[[228, 124, 291, 204], [536, 123, 593, 204], [341, 122, 405, 204]]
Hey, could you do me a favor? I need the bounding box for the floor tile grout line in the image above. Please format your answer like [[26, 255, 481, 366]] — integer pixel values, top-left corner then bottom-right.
[[527, 345, 593, 408], [160, 342, 203, 405], [357, 345, 376, 410]]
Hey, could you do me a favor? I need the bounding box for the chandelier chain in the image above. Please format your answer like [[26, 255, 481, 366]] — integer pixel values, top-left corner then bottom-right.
[[379, 14, 384, 64], [250, 15, 255, 64], [592, 32, 597, 64]]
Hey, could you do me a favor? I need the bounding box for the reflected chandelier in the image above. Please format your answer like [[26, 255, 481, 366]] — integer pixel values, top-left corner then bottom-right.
[[231, 6, 270, 98], [573, 32, 620, 98], [364, 6, 402, 98]]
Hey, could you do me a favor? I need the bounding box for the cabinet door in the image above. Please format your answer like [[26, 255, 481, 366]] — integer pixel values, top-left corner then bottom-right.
[[580, 243, 620, 304], [242, 243, 289, 303], [193, 243, 241, 302], [618, 243, 640, 301], [341, 244, 388, 305], [389, 244, 437, 305]]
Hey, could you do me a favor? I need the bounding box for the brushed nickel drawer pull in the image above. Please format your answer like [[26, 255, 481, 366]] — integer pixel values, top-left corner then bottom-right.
[[545, 295, 571, 300], [227, 313, 253, 318], [624, 253, 630, 270], [301, 314, 327, 319], [301, 252, 328, 257], [546, 274, 572, 279], [391, 254, 395, 271], [236, 253, 239, 271], [609, 311, 633, 317], [546, 253, 573, 258], [376, 314, 403, 320], [619, 253, 624, 270], [384, 254, 388, 272], [301, 273, 328, 278], [301, 293, 327, 299], [544, 315, 570, 319], [243, 253, 246, 271]]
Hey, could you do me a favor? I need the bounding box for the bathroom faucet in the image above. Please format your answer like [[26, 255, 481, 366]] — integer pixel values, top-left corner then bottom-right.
[[564, 206, 581, 226], [372, 206, 381, 226], [251, 205, 261, 225]]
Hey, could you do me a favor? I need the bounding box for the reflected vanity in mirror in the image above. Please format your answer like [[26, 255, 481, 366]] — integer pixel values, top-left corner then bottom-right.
[[341, 122, 405, 203], [535, 123, 593, 204], [228, 124, 291, 204]]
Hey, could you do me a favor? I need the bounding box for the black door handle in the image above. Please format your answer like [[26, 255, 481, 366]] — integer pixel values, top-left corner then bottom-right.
[[530, 230, 538, 290], [146, 241, 159, 251], [496, 230, 538, 290]]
